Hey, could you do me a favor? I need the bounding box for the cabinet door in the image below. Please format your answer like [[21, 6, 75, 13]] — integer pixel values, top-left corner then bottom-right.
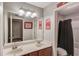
[[29, 51, 38, 56], [39, 47, 52, 56]]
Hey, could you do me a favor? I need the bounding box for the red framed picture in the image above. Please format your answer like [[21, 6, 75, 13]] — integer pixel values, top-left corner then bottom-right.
[[24, 22, 33, 29], [39, 20, 42, 29], [46, 18, 51, 30]]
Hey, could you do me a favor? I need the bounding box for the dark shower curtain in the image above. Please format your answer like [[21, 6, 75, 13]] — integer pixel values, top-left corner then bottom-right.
[[58, 19, 74, 56]]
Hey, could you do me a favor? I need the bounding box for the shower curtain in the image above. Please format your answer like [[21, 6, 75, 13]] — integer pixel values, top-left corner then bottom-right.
[[58, 19, 74, 56]]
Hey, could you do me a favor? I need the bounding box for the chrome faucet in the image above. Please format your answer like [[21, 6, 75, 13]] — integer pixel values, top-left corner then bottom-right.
[[12, 42, 17, 50]]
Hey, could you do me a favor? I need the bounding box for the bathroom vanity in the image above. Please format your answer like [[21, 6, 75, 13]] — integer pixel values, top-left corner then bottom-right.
[[3, 41, 52, 56], [22, 46, 52, 56]]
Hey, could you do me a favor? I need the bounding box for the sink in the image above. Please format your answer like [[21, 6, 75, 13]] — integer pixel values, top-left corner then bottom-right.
[[36, 42, 44, 47], [13, 48, 23, 53], [7, 48, 23, 55]]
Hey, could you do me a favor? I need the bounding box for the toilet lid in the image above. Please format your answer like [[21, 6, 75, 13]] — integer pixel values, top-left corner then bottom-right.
[[57, 47, 67, 56]]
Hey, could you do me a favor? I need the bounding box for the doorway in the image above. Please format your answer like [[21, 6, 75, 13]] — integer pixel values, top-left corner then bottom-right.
[[8, 19, 23, 43]]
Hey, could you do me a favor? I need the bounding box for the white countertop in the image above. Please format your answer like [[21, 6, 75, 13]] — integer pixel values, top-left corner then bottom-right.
[[3, 41, 52, 56]]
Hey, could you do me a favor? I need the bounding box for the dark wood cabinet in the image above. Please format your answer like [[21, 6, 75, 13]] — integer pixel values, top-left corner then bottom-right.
[[22, 46, 52, 56], [29, 51, 38, 56], [39, 47, 52, 56], [22, 54, 29, 56]]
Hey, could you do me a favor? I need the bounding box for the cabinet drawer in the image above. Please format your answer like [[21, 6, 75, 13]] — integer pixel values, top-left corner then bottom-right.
[[39, 47, 52, 56]]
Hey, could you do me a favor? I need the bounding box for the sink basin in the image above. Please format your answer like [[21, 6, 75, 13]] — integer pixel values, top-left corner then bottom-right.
[[7, 48, 23, 55], [13, 48, 23, 53]]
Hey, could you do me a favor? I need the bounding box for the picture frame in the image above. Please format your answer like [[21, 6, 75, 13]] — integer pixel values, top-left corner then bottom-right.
[[24, 22, 33, 29], [39, 20, 42, 29], [46, 18, 51, 30]]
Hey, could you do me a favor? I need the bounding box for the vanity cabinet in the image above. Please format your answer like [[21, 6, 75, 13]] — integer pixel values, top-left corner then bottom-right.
[[39, 47, 52, 56], [22, 46, 52, 56], [29, 51, 38, 56]]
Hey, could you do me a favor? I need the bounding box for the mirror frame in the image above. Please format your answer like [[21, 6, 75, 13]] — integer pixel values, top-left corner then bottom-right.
[[3, 11, 44, 47]]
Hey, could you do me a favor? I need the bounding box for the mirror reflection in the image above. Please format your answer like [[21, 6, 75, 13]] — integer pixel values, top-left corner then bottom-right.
[[6, 12, 38, 43], [8, 16, 23, 43]]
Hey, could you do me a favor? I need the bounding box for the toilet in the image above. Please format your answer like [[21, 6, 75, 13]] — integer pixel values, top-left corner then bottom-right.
[[57, 47, 68, 56]]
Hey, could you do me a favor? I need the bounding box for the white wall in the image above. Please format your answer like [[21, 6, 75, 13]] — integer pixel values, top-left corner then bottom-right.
[[0, 2, 3, 56], [43, 3, 57, 55], [44, 3, 56, 42], [3, 2, 43, 43], [72, 21, 79, 56]]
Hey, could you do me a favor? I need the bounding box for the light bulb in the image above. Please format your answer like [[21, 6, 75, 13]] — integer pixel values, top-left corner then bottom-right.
[[25, 11, 32, 17], [32, 13, 37, 17], [31, 12, 37, 18], [18, 9, 24, 16]]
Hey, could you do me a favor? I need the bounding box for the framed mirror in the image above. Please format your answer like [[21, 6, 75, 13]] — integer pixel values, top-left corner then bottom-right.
[[3, 12, 44, 45], [3, 12, 38, 44]]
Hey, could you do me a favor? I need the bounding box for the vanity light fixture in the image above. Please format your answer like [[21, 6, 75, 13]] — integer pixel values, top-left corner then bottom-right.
[[18, 8, 38, 18], [18, 9, 25, 16]]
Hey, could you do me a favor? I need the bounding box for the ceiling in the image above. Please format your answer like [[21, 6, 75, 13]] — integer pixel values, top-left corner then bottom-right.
[[58, 3, 79, 16], [27, 2, 55, 8]]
